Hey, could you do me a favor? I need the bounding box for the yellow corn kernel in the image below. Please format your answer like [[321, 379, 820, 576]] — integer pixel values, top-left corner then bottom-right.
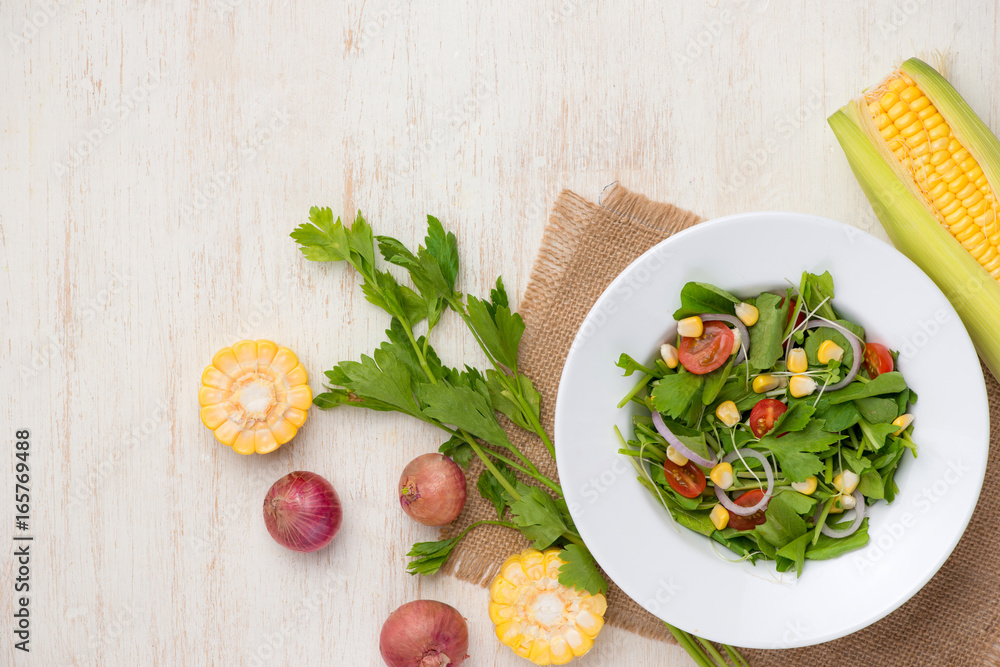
[[857, 63, 1000, 281], [659, 343, 679, 369], [490, 548, 607, 665], [735, 302, 759, 326], [791, 476, 818, 495], [199, 340, 312, 454], [833, 470, 860, 495], [677, 316, 704, 338], [829, 493, 857, 515], [817, 339, 845, 364], [710, 504, 729, 530], [731, 326, 742, 356], [752, 374, 780, 393], [892, 413, 914, 435], [789, 374, 817, 398], [710, 462, 734, 490], [786, 348, 808, 374], [715, 400, 740, 427], [666, 445, 689, 467]]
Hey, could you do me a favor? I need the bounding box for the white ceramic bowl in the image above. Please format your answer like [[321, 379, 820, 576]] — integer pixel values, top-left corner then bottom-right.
[[554, 212, 989, 649]]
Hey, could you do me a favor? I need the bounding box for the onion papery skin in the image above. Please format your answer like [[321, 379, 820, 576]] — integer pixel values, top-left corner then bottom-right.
[[398, 454, 467, 527], [379, 600, 469, 667], [263, 471, 342, 552]]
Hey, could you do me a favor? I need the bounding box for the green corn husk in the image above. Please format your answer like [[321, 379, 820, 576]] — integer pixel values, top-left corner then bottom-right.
[[829, 57, 1000, 380]]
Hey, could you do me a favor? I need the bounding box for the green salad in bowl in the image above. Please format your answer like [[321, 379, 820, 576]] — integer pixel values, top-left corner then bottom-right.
[[615, 270, 918, 576]]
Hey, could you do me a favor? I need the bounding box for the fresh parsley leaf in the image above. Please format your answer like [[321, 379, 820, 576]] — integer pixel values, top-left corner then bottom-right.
[[748, 292, 788, 370], [713, 376, 758, 412], [859, 470, 885, 500], [616, 353, 657, 377], [424, 215, 460, 292], [757, 419, 843, 482], [478, 462, 517, 520], [806, 519, 870, 560], [651, 371, 703, 420], [558, 544, 608, 596], [858, 418, 899, 450], [672, 282, 739, 319], [827, 372, 908, 404], [701, 358, 733, 405], [754, 490, 808, 549], [290, 206, 351, 262], [818, 401, 861, 431], [488, 276, 509, 317], [840, 446, 872, 474], [418, 381, 515, 451], [802, 271, 838, 322], [324, 346, 419, 416], [771, 402, 815, 435], [507, 483, 567, 549], [776, 533, 811, 577], [466, 295, 525, 371], [406, 534, 463, 576], [854, 396, 899, 424], [439, 436, 475, 468]]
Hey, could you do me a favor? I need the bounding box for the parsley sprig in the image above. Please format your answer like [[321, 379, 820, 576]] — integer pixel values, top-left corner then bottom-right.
[[292, 208, 604, 595]]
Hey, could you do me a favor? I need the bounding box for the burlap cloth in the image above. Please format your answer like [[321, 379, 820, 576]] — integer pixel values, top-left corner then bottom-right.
[[442, 184, 1000, 666]]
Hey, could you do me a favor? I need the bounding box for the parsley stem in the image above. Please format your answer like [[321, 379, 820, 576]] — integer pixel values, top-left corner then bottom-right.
[[478, 447, 563, 496], [465, 439, 521, 501], [447, 296, 557, 459], [664, 624, 715, 667], [695, 636, 728, 666]]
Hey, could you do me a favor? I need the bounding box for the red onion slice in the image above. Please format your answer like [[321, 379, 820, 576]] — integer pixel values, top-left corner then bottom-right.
[[816, 489, 866, 538], [715, 449, 774, 516], [650, 410, 718, 468], [801, 318, 863, 391], [700, 314, 750, 367]]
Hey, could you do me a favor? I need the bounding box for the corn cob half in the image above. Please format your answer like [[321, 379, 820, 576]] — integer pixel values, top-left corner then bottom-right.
[[199, 340, 312, 454], [829, 57, 1000, 379], [489, 548, 607, 665]]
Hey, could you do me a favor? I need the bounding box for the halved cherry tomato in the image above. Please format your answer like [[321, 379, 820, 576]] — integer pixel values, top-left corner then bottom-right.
[[748, 398, 787, 438], [663, 459, 706, 498], [864, 342, 894, 378], [727, 489, 768, 531], [678, 321, 734, 375]]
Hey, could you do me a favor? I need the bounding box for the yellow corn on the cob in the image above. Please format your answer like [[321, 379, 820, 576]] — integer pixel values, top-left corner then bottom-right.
[[830, 57, 1000, 380], [489, 548, 607, 665], [199, 340, 312, 454]]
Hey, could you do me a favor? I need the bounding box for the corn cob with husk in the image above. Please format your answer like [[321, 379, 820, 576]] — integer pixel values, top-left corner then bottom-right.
[[829, 57, 1000, 380]]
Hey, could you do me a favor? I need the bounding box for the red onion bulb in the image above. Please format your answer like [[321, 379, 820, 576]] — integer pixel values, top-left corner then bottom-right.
[[380, 600, 469, 667], [263, 471, 342, 552], [398, 454, 467, 526]]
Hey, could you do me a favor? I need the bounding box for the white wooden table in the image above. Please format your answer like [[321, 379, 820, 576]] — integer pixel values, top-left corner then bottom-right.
[[2, 1, 994, 664]]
